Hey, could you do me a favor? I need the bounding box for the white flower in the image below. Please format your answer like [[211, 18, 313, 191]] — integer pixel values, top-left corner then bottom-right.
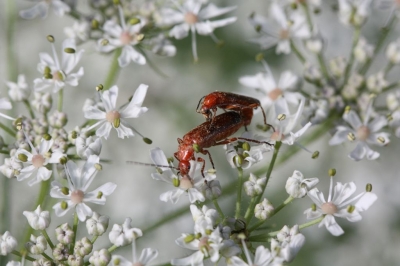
[[239, 70, 302, 112], [64, 21, 90, 42], [34, 38, 84, 93], [304, 177, 377, 236], [342, 73, 364, 100], [110, 242, 158, 266], [150, 147, 215, 203], [23, 205, 51, 230], [354, 37, 374, 63], [329, 56, 347, 78], [249, 4, 310, 54], [20, 0, 71, 19], [270, 100, 312, 146], [89, 249, 111, 266], [50, 155, 117, 221], [6, 261, 21, 266], [6, 74, 30, 101], [190, 204, 219, 227], [338, 0, 372, 26], [86, 212, 109, 236], [366, 71, 388, 93], [32, 92, 52, 113], [329, 108, 390, 161], [255, 198, 275, 220], [26, 235, 47, 254], [76, 136, 102, 159], [386, 38, 400, 64], [0, 96, 14, 121], [0, 157, 23, 179], [55, 223, 74, 244], [0, 231, 17, 255], [15, 138, 64, 186], [244, 173, 267, 197], [84, 84, 148, 139], [285, 170, 319, 198], [159, 0, 236, 61], [149, 34, 177, 57], [302, 98, 329, 125], [97, 6, 146, 67], [276, 225, 305, 262], [109, 218, 143, 247]]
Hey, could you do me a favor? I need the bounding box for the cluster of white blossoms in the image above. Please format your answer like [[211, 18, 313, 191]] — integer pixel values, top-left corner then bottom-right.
[[1, 0, 397, 265]]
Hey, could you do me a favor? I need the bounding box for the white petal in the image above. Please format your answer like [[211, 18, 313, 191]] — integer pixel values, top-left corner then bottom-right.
[[115, 121, 134, 139], [102, 85, 118, 111], [171, 251, 203, 266], [169, 23, 190, 39], [270, 3, 288, 29], [64, 67, 84, 86], [343, 110, 362, 130], [96, 122, 113, 139], [84, 107, 106, 120], [20, 2, 48, 19], [53, 201, 74, 217], [85, 182, 117, 205], [355, 192, 377, 211], [160, 189, 184, 203], [120, 84, 148, 118], [321, 215, 344, 236], [348, 142, 367, 161], [76, 203, 93, 221], [36, 167, 52, 182], [139, 248, 158, 265], [198, 4, 236, 20], [368, 115, 387, 132], [329, 126, 352, 145], [188, 188, 205, 203]]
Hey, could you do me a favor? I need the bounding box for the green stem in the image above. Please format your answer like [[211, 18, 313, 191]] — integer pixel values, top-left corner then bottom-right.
[[23, 100, 35, 119], [91, 235, 99, 244], [317, 53, 331, 82], [70, 212, 79, 253], [11, 250, 35, 262], [20, 179, 51, 252], [342, 26, 361, 89], [247, 196, 294, 232], [41, 252, 53, 261], [58, 89, 64, 112], [298, 216, 324, 230], [235, 167, 244, 219], [108, 245, 118, 253], [244, 142, 282, 226], [290, 41, 306, 64], [103, 48, 122, 90], [359, 16, 397, 75], [213, 199, 225, 219], [0, 121, 16, 137], [41, 230, 55, 250]]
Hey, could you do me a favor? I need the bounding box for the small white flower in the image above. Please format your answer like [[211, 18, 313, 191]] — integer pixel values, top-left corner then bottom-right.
[[366, 71, 388, 93], [329, 108, 390, 161], [239, 70, 302, 112], [338, 0, 373, 26], [150, 147, 215, 203], [149, 34, 177, 57], [34, 38, 84, 93], [32, 92, 52, 113], [285, 170, 319, 198], [276, 225, 305, 262], [159, 0, 236, 61], [86, 212, 109, 236], [26, 235, 47, 254], [20, 0, 71, 19], [244, 173, 267, 197], [190, 204, 219, 227], [255, 198, 275, 220], [97, 6, 146, 67], [302, 98, 329, 125], [89, 249, 111, 266], [0, 157, 23, 179], [55, 223, 74, 244], [6, 74, 30, 101], [109, 218, 143, 247], [201, 179, 222, 200], [84, 84, 148, 139], [64, 21, 90, 42], [0, 96, 14, 121], [15, 137, 64, 186], [6, 261, 21, 266], [249, 4, 310, 54], [110, 241, 158, 266], [0, 231, 18, 255], [342, 73, 364, 100], [386, 38, 400, 64], [76, 136, 102, 159], [354, 37, 374, 63], [50, 155, 117, 221], [74, 237, 93, 257], [23, 205, 51, 230], [329, 56, 347, 78], [304, 176, 377, 236]]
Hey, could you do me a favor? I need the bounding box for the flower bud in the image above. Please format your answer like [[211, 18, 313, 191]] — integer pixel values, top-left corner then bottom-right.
[[255, 198, 274, 220], [56, 223, 74, 244], [26, 235, 47, 254], [202, 180, 222, 199], [109, 218, 143, 247], [0, 231, 18, 255], [89, 249, 111, 266], [53, 243, 69, 261], [23, 205, 51, 230], [86, 212, 109, 236], [244, 173, 266, 197], [68, 255, 84, 266], [74, 237, 93, 257]]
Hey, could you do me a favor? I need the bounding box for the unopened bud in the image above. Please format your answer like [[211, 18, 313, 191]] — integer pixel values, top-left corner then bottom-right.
[[366, 183, 372, 192], [47, 35, 55, 43], [312, 151, 319, 159], [328, 168, 336, 177], [143, 137, 152, 144], [64, 47, 75, 54]]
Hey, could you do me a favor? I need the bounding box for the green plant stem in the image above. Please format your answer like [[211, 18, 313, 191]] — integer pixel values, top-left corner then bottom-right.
[[20, 179, 51, 252], [23, 100, 35, 119], [0, 121, 16, 137], [290, 41, 306, 64], [317, 53, 331, 82], [359, 16, 397, 75], [267, 216, 324, 238], [42, 230, 55, 250], [213, 199, 224, 219], [91, 235, 99, 244], [108, 245, 118, 253], [103, 48, 122, 90], [247, 196, 294, 232], [235, 167, 243, 219], [342, 26, 361, 88], [11, 250, 35, 262], [70, 212, 79, 254], [41, 252, 53, 261], [58, 89, 64, 112]]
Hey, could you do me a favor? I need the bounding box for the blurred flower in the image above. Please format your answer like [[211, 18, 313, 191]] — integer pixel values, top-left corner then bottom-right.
[[0, 96, 14, 121], [97, 6, 146, 67], [0, 157, 22, 179], [109, 218, 142, 247], [20, 0, 71, 19], [159, 0, 236, 61], [84, 85, 148, 139], [26, 235, 47, 254], [304, 177, 377, 236], [76, 136, 102, 159], [149, 34, 177, 57], [23, 205, 51, 230], [0, 231, 17, 255], [338, 0, 373, 26], [354, 37, 374, 63], [276, 225, 305, 262], [34, 38, 84, 93], [64, 21, 90, 42], [110, 244, 158, 266], [366, 71, 388, 93], [190, 204, 219, 227], [386, 38, 400, 64], [50, 155, 117, 221], [285, 170, 319, 198], [6, 74, 30, 102]]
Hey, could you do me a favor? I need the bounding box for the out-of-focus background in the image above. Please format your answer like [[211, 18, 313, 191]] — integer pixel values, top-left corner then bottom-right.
[[1, 0, 400, 265]]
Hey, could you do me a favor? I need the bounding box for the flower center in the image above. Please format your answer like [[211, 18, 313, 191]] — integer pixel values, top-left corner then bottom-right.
[[120, 31, 133, 45], [71, 190, 84, 204], [53, 71, 64, 81], [32, 154, 46, 168], [268, 88, 283, 101], [179, 176, 194, 190], [185, 12, 198, 24], [356, 125, 370, 141], [198, 237, 210, 255], [270, 131, 284, 141], [106, 110, 121, 123], [279, 29, 290, 40], [321, 202, 338, 215]]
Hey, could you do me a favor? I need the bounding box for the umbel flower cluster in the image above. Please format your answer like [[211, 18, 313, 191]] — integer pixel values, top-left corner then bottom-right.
[[1, 0, 399, 265]]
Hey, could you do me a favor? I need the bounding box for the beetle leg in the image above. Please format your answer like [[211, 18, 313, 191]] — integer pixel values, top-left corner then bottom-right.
[[199, 149, 215, 170], [214, 137, 273, 147], [196, 157, 206, 178]]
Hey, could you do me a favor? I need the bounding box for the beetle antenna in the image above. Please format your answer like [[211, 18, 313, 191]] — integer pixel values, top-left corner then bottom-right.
[[196, 95, 206, 113], [126, 161, 179, 171]]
